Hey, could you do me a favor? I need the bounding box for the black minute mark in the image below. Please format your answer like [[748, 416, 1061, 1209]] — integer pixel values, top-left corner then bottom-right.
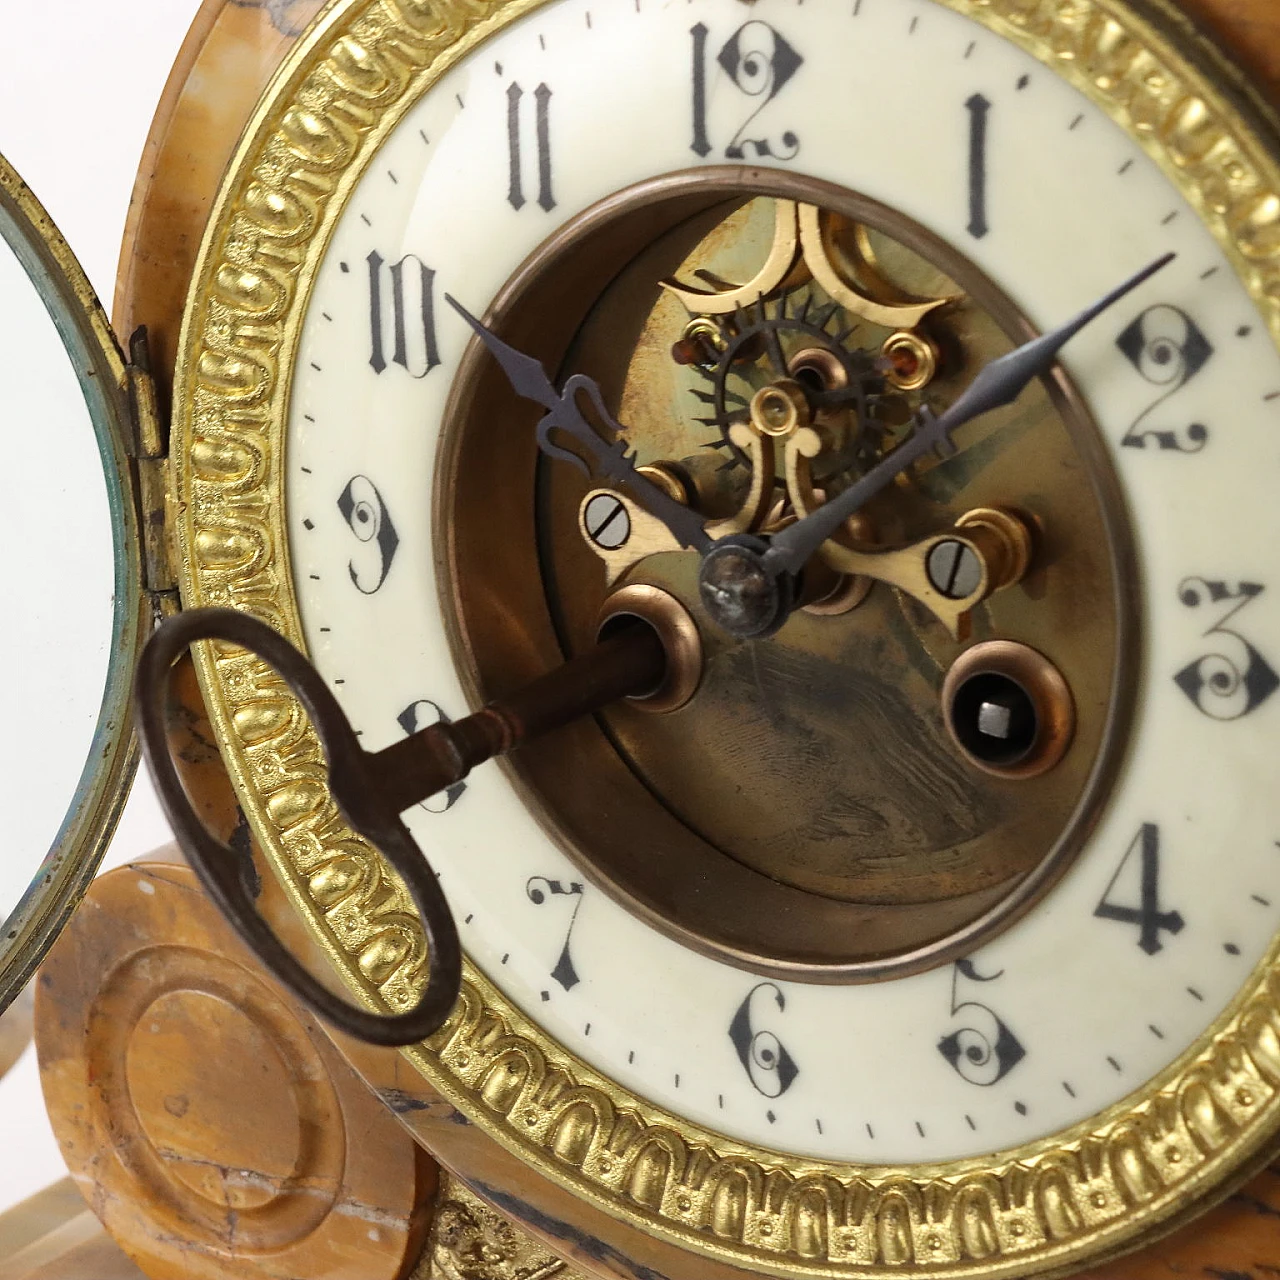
[[1016, 74, 1029, 89], [1161, 210, 1178, 226], [1201, 266, 1220, 280], [866, 1123, 875, 1140], [1226, 943, 1240, 955], [1014, 1101, 1027, 1115], [360, 214, 372, 227], [303, 519, 314, 531], [1107, 1056, 1122, 1073], [300, 466, 312, 474], [464, 914, 473, 924], [915, 1121, 925, 1137], [584, 10, 591, 27], [304, 413, 315, 422], [1187, 986, 1204, 1001], [1062, 1081, 1076, 1098], [966, 1114, 976, 1130], [388, 171, 398, 185], [1118, 158, 1134, 175], [1069, 113, 1083, 130], [1238, 325, 1253, 337], [1149, 1024, 1165, 1039], [1253, 894, 1272, 907], [456, 93, 465, 109], [908, 15, 918, 34], [963, 40, 974, 58]]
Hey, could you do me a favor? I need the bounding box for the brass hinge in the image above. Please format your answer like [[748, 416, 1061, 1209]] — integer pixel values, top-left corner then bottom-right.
[[126, 327, 180, 619]]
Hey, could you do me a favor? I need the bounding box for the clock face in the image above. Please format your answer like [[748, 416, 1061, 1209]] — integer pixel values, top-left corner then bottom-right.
[[280, 0, 1280, 1163], [174, 0, 1280, 1271]]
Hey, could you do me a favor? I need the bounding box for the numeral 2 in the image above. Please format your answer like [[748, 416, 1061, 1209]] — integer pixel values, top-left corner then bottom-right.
[[1094, 823, 1185, 954], [1116, 305, 1212, 452]]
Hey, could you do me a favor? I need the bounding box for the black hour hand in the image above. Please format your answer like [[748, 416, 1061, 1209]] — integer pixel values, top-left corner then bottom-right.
[[446, 296, 711, 554]]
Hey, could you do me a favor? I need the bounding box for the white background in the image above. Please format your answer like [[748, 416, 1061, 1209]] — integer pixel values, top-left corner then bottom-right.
[[0, 0, 206, 1219]]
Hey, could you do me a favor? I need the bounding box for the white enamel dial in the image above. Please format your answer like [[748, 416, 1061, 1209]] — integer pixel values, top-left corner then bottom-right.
[[284, 0, 1280, 1165]]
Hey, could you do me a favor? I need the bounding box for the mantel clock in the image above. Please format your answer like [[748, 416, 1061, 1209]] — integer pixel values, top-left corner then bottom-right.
[[8, 0, 1280, 1277]]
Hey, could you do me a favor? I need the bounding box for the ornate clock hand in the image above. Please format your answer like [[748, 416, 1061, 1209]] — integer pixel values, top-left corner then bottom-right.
[[135, 607, 666, 1047], [447, 296, 713, 554], [764, 251, 1175, 581], [697, 253, 1175, 640]]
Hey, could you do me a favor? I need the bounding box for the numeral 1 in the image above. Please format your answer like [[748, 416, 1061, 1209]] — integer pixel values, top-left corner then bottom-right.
[[691, 23, 711, 157], [1094, 823, 1185, 954], [507, 82, 555, 212], [965, 93, 991, 239]]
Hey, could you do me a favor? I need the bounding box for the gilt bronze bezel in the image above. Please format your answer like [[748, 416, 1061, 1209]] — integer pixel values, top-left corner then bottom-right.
[[172, 0, 1280, 1274]]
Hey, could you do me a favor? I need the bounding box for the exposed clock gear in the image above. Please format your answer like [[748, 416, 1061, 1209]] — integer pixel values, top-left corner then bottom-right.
[[687, 291, 887, 479]]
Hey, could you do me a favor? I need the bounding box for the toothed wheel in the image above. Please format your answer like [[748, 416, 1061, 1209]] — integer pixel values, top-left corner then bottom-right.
[[689, 293, 885, 475]]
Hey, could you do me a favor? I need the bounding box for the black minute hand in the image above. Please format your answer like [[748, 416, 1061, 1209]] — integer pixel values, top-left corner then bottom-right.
[[446, 296, 713, 554], [761, 252, 1176, 580]]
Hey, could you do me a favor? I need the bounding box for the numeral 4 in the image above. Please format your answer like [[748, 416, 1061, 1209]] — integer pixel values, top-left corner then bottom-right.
[[1094, 823, 1185, 954]]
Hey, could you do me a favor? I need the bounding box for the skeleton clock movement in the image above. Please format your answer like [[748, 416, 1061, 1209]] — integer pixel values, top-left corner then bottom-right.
[[9, 0, 1280, 1277]]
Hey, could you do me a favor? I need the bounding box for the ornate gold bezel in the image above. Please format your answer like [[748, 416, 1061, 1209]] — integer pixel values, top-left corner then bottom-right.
[[172, 0, 1280, 1275]]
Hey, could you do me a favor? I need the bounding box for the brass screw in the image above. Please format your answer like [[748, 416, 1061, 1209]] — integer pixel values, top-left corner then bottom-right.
[[750, 378, 811, 438], [671, 317, 725, 366], [882, 329, 940, 391], [583, 492, 631, 550]]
